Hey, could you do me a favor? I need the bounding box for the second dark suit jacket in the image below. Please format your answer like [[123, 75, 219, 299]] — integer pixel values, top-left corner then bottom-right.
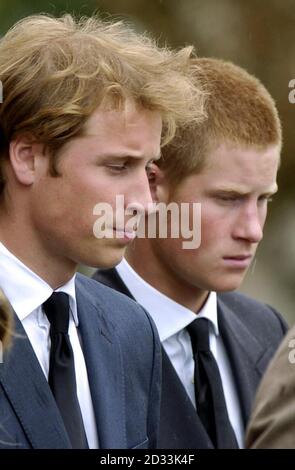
[[92, 267, 288, 449]]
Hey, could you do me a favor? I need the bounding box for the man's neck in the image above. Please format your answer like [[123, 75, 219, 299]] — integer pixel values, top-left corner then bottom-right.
[[0, 221, 76, 289], [125, 241, 209, 313]]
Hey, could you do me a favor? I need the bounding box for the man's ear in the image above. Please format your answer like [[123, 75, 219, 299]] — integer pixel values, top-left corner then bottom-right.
[[9, 135, 42, 186], [148, 164, 171, 203]]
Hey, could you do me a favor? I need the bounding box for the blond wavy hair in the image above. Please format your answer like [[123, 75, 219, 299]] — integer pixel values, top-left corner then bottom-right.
[[160, 57, 282, 183], [0, 14, 205, 195]]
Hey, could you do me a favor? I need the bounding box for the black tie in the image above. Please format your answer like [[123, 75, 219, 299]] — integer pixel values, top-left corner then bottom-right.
[[43, 292, 88, 449], [187, 318, 239, 448]]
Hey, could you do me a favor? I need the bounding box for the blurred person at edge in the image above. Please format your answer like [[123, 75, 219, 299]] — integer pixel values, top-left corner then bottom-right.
[[246, 323, 295, 448], [0, 14, 205, 449], [93, 58, 288, 449], [0, 288, 13, 351]]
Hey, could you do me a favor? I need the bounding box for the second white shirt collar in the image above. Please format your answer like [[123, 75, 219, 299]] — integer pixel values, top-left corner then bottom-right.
[[116, 258, 219, 342]]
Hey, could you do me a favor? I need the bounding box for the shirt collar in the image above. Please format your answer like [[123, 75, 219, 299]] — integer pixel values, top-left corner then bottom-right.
[[116, 258, 219, 342], [0, 242, 78, 325]]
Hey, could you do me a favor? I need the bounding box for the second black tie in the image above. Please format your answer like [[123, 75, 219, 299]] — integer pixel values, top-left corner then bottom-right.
[[187, 317, 239, 449], [43, 292, 88, 449]]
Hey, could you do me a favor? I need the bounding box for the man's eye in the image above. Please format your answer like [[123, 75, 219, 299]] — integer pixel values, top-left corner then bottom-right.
[[216, 195, 239, 202], [107, 163, 127, 172]]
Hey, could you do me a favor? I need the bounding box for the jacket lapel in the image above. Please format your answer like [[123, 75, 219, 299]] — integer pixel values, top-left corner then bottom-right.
[[0, 314, 71, 448], [160, 349, 213, 448], [75, 277, 126, 449], [217, 297, 273, 424], [93, 268, 132, 297]]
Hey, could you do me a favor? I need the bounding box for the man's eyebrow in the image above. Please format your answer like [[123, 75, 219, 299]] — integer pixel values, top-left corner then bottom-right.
[[207, 188, 249, 196], [98, 153, 162, 161], [207, 185, 279, 196]]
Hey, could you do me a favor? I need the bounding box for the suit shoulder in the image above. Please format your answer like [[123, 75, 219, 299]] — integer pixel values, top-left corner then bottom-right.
[[75, 272, 156, 332], [219, 290, 273, 311], [218, 291, 288, 333]]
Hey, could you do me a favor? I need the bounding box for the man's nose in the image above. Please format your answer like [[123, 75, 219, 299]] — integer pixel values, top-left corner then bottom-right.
[[126, 171, 154, 217], [232, 205, 264, 244]]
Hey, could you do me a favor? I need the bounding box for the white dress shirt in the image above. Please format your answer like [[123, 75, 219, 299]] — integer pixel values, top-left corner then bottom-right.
[[117, 258, 244, 448], [0, 242, 98, 448]]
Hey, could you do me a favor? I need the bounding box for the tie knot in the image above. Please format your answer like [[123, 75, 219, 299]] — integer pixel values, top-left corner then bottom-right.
[[43, 292, 70, 334], [187, 317, 210, 353]]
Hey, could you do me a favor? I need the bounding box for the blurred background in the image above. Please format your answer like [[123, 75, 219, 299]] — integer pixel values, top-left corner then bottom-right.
[[0, 0, 294, 323]]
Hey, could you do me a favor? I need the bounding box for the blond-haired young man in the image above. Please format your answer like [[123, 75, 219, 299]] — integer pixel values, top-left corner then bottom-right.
[[94, 58, 288, 448], [0, 14, 204, 449]]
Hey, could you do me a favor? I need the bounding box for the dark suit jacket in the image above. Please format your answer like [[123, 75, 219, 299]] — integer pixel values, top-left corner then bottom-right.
[[0, 273, 161, 449], [92, 267, 288, 449]]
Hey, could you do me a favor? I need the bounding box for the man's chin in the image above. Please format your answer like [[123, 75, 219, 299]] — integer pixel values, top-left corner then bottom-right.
[[214, 279, 246, 293], [88, 248, 126, 270]]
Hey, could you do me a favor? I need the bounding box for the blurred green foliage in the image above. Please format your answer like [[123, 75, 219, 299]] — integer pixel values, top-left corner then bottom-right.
[[0, 0, 98, 34]]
